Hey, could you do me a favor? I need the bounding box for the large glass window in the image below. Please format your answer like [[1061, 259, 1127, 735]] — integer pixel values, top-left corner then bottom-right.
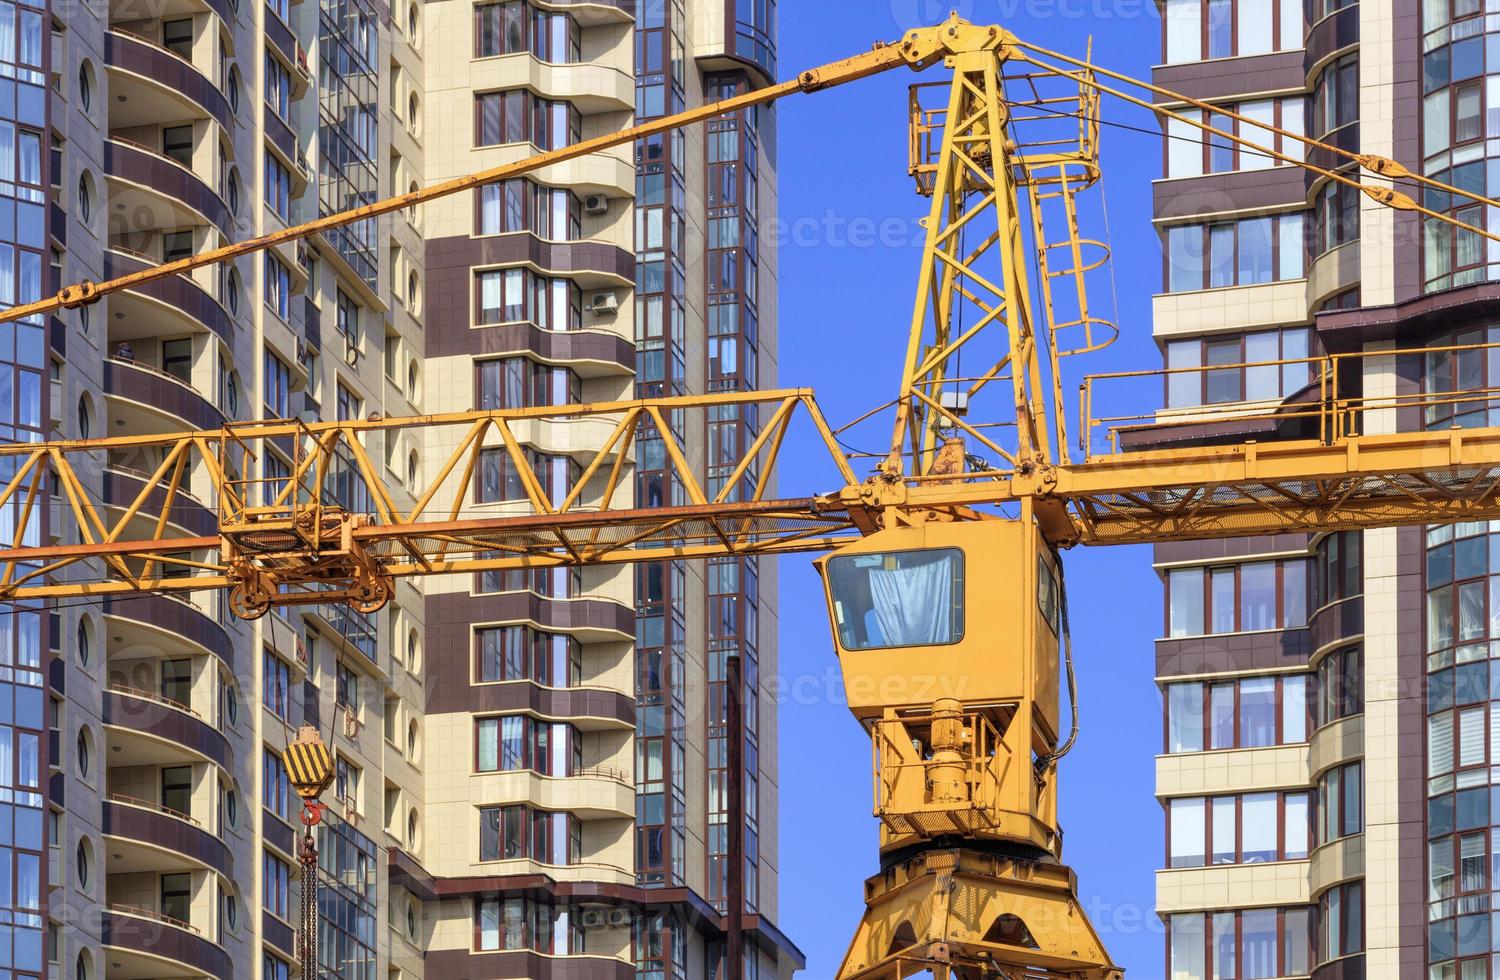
[[1163, 214, 1306, 293], [1162, 0, 1301, 62], [472, 268, 582, 329], [475, 178, 581, 239], [474, 896, 585, 954], [474, 716, 582, 776], [474, 626, 582, 686], [1169, 908, 1313, 979], [478, 805, 580, 864], [1317, 881, 1363, 962], [1164, 96, 1306, 178], [1316, 760, 1363, 844], [473, 2, 580, 62], [474, 357, 581, 409], [1311, 54, 1359, 137], [1314, 645, 1363, 729], [825, 549, 965, 650], [474, 90, 580, 150], [1169, 790, 1310, 866], [1165, 674, 1308, 752], [1166, 559, 1312, 635]]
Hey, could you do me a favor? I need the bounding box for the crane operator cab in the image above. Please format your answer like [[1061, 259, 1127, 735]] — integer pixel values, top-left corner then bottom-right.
[[817, 517, 1065, 859]]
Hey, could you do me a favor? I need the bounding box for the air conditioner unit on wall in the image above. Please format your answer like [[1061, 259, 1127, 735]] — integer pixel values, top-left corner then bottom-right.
[[589, 292, 618, 315], [583, 194, 609, 214]]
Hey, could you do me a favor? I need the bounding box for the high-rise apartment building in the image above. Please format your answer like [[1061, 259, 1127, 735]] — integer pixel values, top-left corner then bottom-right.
[[1153, 1, 1484, 977], [28, 0, 799, 978]]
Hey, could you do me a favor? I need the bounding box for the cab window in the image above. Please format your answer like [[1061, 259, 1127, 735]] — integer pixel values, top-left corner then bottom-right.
[[826, 548, 964, 650]]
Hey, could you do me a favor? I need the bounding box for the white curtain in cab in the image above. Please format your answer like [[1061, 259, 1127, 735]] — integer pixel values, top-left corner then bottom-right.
[[867, 553, 955, 646]]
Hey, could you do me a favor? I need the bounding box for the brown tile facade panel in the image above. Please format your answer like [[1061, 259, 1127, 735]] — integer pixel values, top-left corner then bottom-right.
[[1316, 282, 1500, 351], [421, 233, 635, 362], [1310, 955, 1365, 980], [425, 949, 634, 980], [1156, 628, 1313, 678], [104, 359, 226, 431], [1154, 51, 1306, 104], [104, 141, 233, 237], [102, 688, 233, 770], [102, 907, 234, 979], [1305, 5, 1358, 75], [104, 31, 232, 130], [1153, 167, 1308, 222], [102, 469, 218, 538], [423, 592, 635, 717]]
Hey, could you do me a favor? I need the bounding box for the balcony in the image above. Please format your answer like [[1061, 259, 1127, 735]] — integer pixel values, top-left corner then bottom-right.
[[1309, 594, 1363, 655], [105, 248, 232, 341], [103, 795, 232, 878], [104, 30, 231, 131], [104, 594, 233, 667], [102, 904, 231, 980], [103, 685, 230, 769], [101, 466, 216, 539], [468, 58, 633, 114], [104, 357, 224, 434], [104, 138, 232, 237], [470, 766, 634, 819]]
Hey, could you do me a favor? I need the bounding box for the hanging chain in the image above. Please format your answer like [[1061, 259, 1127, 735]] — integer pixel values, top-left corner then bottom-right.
[[298, 805, 322, 979]]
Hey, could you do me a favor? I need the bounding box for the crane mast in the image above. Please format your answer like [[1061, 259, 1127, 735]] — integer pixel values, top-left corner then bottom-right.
[[13, 13, 1500, 980]]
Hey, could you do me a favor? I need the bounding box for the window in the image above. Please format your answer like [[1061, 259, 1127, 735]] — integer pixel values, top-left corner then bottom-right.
[[475, 358, 580, 409], [474, 448, 580, 506], [1314, 645, 1363, 729], [1164, 213, 1305, 293], [264, 53, 291, 119], [1315, 760, 1362, 844], [1169, 908, 1312, 979], [263, 349, 291, 418], [474, 626, 582, 686], [1313, 530, 1362, 608], [472, 269, 582, 329], [263, 749, 291, 821], [263, 955, 290, 980], [263, 649, 291, 720], [1168, 790, 1310, 867], [336, 289, 360, 346], [335, 755, 361, 805], [1166, 328, 1313, 409], [162, 125, 193, 167], [336, 382, 361, 423], [263, 852, 290, 918], [476, 564, 581, 599], [474, 896, 583, 954], [162, 18, 193, 59], [1311, 54, 1359, 136], [1165, 674, 1308, 753], [161, 765, 192, 816], [1424, 330, 1500, 429], [1164, 96, 1306, 178], [162, 231, 194, 264], [264, 254, 291, 320], [1314, 177, 1360, 256], [162, 338, 192, 384], [1317, 880, 1363, 961], [478, 805, 580, 864], [475, 716, 581, 776], [1166, 559, 1310, 635], [336, 662, 359, 711], [264, 152, 291, 220], [161, 872, 191, 924], [474, 90, 580, 150], [474, 2, 580, 61], [476, 178, 582, 239], [1163, 0, 1302, 62]]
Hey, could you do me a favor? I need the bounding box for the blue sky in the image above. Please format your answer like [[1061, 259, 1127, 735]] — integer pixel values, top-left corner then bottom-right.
[[771, 1, 1166, 975]]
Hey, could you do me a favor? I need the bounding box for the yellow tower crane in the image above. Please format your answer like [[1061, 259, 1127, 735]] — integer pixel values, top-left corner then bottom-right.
[[7, 13, 1500, 980]]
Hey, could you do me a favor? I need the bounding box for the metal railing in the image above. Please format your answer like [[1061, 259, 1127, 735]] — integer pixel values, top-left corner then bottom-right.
[[106, 682, 200, 719], [106, 792, 201, 827], [1079, 340, 1500, 460]]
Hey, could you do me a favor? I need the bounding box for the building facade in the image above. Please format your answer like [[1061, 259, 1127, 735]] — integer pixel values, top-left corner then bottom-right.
[[33, 0, 799, 978], [1155, 1, 1487, 978]]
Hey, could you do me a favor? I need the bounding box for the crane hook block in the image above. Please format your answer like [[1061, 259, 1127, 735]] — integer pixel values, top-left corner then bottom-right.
[[285, 725, 335, 801]]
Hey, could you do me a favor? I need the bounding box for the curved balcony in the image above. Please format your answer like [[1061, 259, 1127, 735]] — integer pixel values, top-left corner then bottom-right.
[[104, 138, 233, 238], [263, 8, 297, 62], [426, 317, 635, 377], [469, 57, 633, 113], [102, 467, 216, 538], [459, 684, 633, 731], [1309, 595, 1363, 656], [102, 904, 231, 980], [103, 685, 231, 769], [105, 248, 233, 342], [1307, 240, 1360, 311], [1305, 2, 1358, 77], [440, 951, 634, 980], [104, 593, 233, 666], [104, 30, 232, 131], [104, 357, 224, 434], [1309, 832, 1363, 900], [1310, 712, 1363, 776], [103, 795, 232, 878], [471, 766, 634, 819], [1311, 955, 1365, 980]]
